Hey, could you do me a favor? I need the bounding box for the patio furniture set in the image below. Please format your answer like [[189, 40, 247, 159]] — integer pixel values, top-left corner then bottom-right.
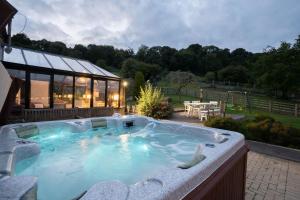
[[184, 101, 222, 121]]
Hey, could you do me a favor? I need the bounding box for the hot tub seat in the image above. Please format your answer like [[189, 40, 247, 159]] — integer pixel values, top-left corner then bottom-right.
[[0, 176, 38, 200]]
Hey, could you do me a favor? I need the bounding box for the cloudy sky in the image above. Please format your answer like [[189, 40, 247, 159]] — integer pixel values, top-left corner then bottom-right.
[[9, 0, 300, 52]]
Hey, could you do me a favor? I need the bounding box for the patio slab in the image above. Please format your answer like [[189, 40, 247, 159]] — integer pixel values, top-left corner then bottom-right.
[[246, 151, 300, 200]]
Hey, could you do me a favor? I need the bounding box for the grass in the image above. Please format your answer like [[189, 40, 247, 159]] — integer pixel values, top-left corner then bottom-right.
[[166, 94, 198, 108], [226, 107, 300, 129]]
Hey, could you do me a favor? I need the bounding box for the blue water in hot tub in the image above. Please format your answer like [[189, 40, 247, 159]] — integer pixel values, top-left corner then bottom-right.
[[15, 123, 207, 200]]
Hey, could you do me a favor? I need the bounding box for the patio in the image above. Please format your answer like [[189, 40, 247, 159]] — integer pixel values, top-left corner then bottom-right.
[[246, 152, 300, 200]]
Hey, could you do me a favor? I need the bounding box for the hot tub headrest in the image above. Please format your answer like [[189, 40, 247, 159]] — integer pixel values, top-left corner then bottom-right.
[[178, 144, 206, 169], [91, 118, 107, 128], [13, 125, 39, 139]]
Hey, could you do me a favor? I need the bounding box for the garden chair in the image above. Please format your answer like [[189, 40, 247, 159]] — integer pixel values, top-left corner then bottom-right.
[[184, 101, 191, 113], [198, 104, 210, 121], [191, 105, 201, 117], [209, 101, 218, 105], [186, 104, 195, 117], [208, 102, 220, 116]]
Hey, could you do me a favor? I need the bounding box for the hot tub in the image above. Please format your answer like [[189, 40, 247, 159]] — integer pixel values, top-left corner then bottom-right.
[[0, 115, 247, 200]]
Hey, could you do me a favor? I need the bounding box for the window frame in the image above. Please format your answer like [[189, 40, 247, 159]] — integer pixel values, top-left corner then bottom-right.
[[3, 61, 121, 110]]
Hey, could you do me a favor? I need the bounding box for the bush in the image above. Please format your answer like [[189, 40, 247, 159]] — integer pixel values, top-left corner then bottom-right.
[[136, 82, 173, 119], [151, 102, 173, 119], [253, 114, 275, 122], [204, 117, 243, 133], [204, 114, 300, 149]]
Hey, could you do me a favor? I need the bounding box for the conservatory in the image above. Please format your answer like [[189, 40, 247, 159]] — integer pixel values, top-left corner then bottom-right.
[[0, 46, 124, 123]]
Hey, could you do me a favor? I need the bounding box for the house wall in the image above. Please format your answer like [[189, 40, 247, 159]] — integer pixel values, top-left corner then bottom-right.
[[0, 61, 12, 112]]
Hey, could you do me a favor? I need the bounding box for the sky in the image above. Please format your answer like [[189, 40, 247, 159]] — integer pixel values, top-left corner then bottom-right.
[[9, 0, 300, 52]]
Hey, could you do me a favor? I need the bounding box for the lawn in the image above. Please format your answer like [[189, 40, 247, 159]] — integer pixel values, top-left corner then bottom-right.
[[166, 94, 198, 108], [226, 108, 300, 129]]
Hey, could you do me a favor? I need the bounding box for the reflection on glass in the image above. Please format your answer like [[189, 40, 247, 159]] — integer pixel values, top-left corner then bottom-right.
[[53, 75, 73, 109], [7, 69, 26, 107], [30, 73, 50, 108], [75, 77, 91, 108], [107, 81, 119, 108], [93, 80, 105, 107]]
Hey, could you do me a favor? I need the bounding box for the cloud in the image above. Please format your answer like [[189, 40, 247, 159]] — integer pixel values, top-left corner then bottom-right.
[[9, 0, 300, 52]]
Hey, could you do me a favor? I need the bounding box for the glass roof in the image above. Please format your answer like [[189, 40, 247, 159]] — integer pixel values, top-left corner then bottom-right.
[[44, 54, 71, 71], [2, 47, 119, 79], [62, 57, 91, 74], [77, 60, 105, 76], [23, 49, 52, 68], [3, 48, 25, 65], [93, 63, 119, 78]]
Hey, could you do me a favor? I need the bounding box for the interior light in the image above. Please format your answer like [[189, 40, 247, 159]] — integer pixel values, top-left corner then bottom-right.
[[113, 94, 119, 101]]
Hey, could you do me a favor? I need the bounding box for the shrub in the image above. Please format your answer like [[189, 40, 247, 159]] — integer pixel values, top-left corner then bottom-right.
[[136, 82, 173, 119], [246, 114, 288, 143], [246, 119, 275, 142], [204, 117, 243, 133], [253, 114, 275, 122], [204, 114, 300, 149], [151, 102, 173, 119]]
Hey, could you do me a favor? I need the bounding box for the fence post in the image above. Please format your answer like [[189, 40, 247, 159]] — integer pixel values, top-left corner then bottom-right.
[[268, 100, 272, 112], [295, 104, 298, 117]]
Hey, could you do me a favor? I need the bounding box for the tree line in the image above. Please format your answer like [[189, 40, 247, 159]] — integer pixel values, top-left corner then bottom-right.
[[11, 33, 300, 99]]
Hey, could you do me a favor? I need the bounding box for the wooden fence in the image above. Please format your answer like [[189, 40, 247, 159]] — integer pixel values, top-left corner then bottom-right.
[[161, 87, 300, 117]]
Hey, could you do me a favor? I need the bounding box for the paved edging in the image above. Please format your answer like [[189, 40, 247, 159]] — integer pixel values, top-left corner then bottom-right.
[[246, 140, 300, 162]]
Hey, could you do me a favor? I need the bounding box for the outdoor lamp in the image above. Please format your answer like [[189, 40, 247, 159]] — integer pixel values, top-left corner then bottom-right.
[[123, 81, 128, 87], [123, 81, 128, 113]]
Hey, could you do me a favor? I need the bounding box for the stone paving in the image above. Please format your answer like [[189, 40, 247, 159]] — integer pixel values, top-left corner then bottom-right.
[[246, 151, 300, 200]]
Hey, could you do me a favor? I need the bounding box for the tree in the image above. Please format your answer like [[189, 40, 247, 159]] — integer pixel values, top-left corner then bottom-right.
[[159, 46, 177, 70], [171, 50, 197, 72], [218, 65, 250, 83], [293, 35, 300, 49], [121, 58, 161, 80], [96, 59, 108, 69], [230, 48, 252, 65], [134, 71, 145, 98], [254, 41, 300, 98], [136, 45, 149, 62], [11, 33, 32, 47], [205, 71, 216, 82], [166, 71, 197, 101]]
